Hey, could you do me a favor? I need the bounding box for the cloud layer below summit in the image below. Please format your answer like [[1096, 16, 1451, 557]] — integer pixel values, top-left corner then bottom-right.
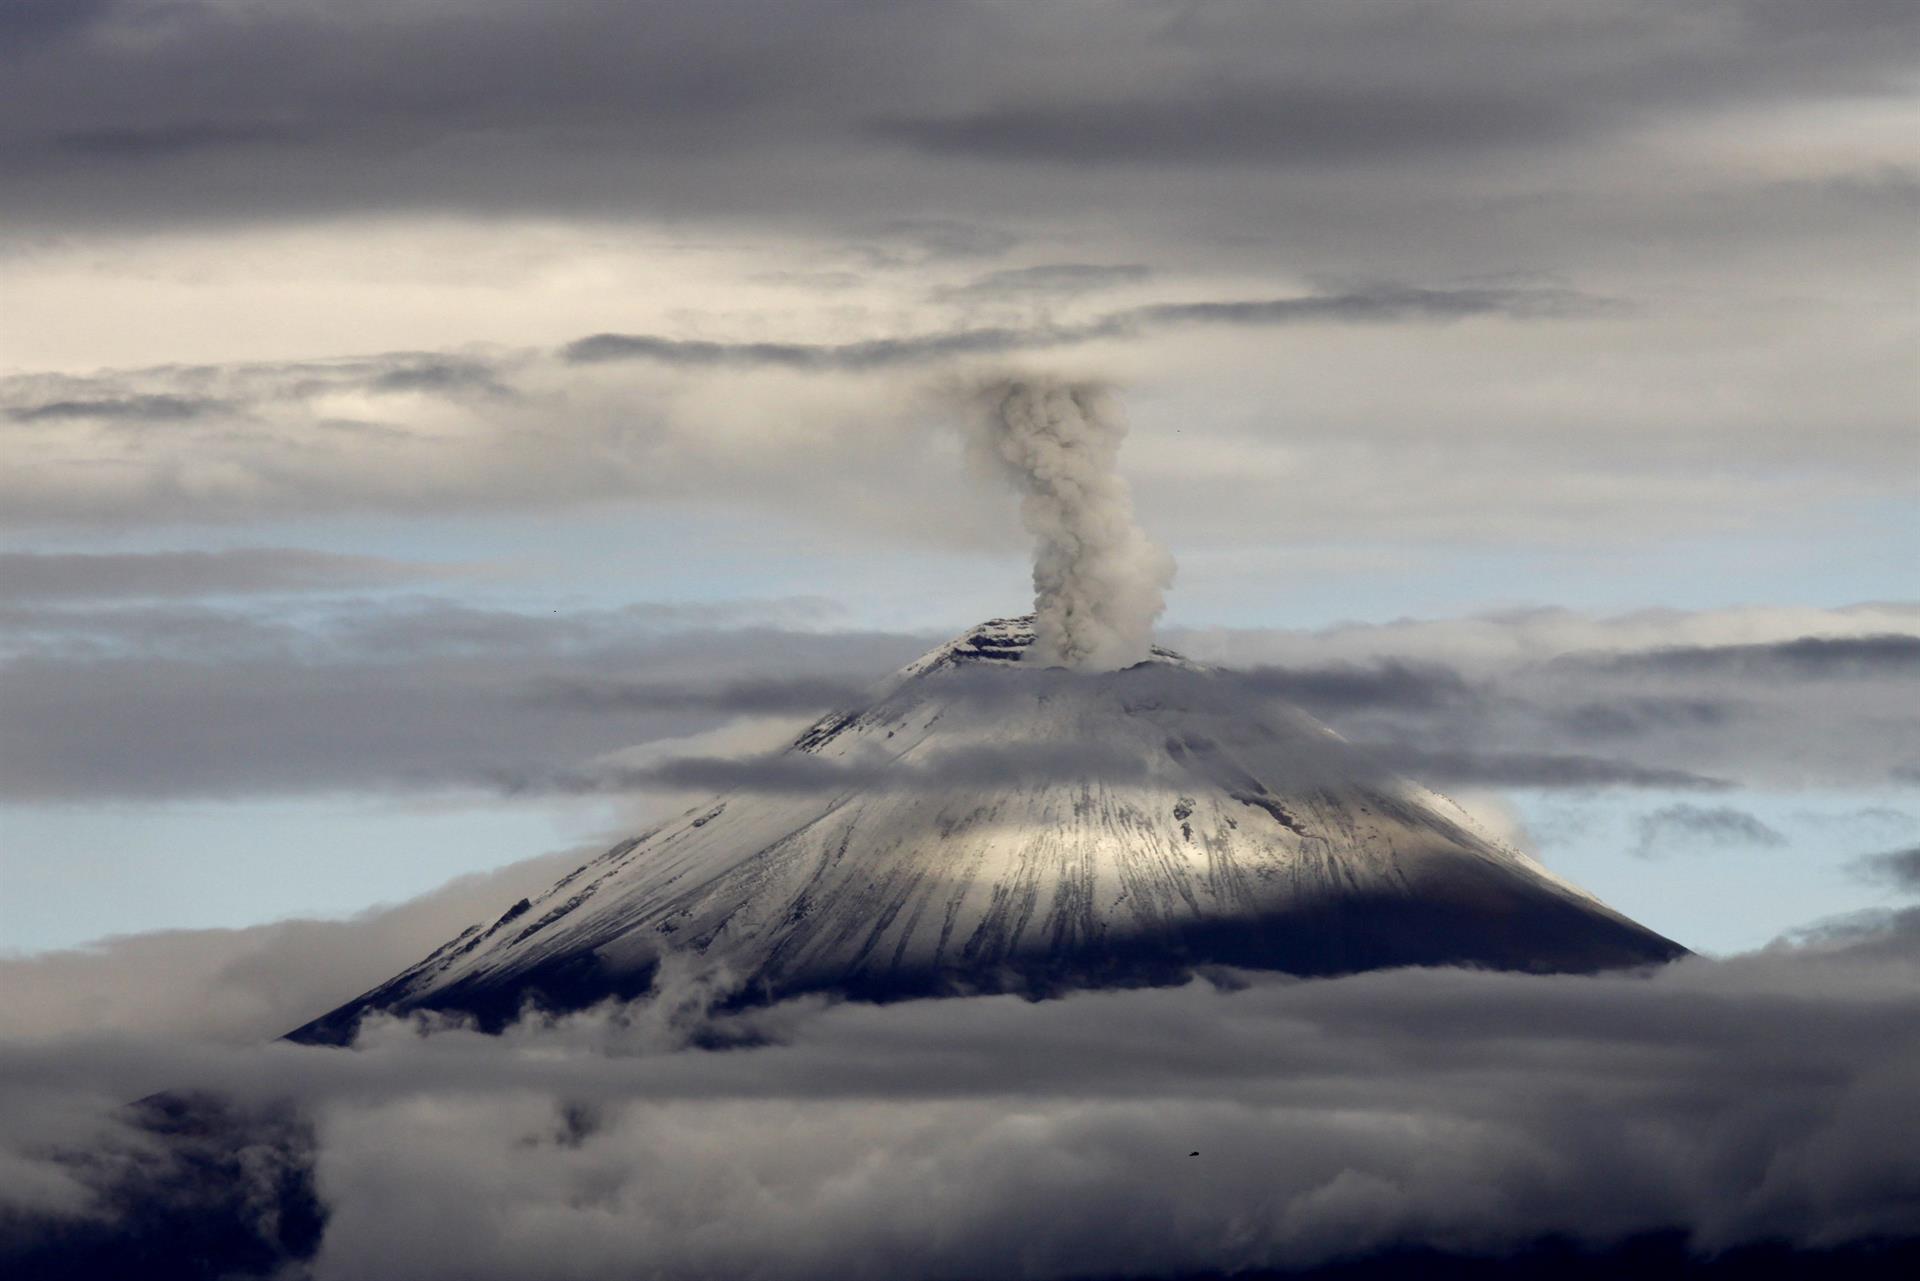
[[2, 907, 1918, 1278]]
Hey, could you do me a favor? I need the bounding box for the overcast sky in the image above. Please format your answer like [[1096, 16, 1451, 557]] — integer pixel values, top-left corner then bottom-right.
[[2, 0, 1916, 960], [3, 5, 1919, 1277]]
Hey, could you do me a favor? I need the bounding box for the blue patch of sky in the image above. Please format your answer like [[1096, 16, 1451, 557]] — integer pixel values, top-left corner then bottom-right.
[[1510, 787, 1920, 957], [0, 795, 635, 955]]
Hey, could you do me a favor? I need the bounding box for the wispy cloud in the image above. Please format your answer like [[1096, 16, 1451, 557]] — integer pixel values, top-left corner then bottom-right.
[[1632, 804, 1789, 859], [562, 283, 1610, 368], [1, 602, 1913, 803], [1852, 844, 1920, 894], [0, 549, 455, 601]]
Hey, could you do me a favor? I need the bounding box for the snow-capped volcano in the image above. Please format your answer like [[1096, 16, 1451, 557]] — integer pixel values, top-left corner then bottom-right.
[[291, 617, 1685, 1042]]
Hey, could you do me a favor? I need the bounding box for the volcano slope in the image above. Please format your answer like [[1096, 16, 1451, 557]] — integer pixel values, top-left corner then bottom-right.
[[291, 617, 1685, 1043]]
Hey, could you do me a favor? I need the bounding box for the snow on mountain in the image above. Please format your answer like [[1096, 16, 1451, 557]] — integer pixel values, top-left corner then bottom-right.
[[291, 617, 1685, 1042]]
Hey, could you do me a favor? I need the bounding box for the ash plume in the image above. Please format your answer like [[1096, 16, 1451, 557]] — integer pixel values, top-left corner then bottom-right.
[[975, 380, 1174, 670]]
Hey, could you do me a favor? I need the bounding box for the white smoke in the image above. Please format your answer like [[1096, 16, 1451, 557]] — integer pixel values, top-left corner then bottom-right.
[[975, 379, 1175, 671]]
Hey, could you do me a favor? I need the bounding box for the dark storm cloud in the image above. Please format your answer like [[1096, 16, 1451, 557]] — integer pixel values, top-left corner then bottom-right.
[[1, 0, 1910, 229], [2, 912, 1918, 1278], [0, 549, 450, 601], [877, 85, 1585, 166], [1853, 845, 1920, 894], [1633, 804, 1788, 858], [0, 0, 115, 47]]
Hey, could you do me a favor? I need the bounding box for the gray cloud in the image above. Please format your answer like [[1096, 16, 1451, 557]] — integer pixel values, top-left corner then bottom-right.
[[1822, 806, 1920, 842], [514, 741, 1153, 798], [1, 3, 1911, 586], [526, 675, 872, 716], [1237, 660, 1476, 713], [1, 0, 1910, 234], [0, 598, 925, 801], [0, 299, 1905, 551], [0, 549, 452, 601], [3, 348, 521, 420], [561, 284, 1608, 369], [1181, 615, 1920, 795], [878, 84, 1587, 166], [2, 600, 1913, 803], [1574, 635, 1920, 679], [1367, 747, 1730, 793], [1552, 696, 1740, 739], [1633, 804, 1789, 859], [560, 325, 1040, 371], [50, 120, 312, 159], [0, 0, 114, 49], [2, 910, 1918, 1277], [364, 357, 514, 397], [939, 262, 1153, 299], [0, 846, 595, 1044], [1852, 845, 1920, 894], [6, 394, 227, 422]]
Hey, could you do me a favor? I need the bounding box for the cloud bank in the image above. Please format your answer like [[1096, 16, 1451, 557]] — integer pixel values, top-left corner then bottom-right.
[[2, 910, 1917, 1279], [3, 0, 1911, 237], [3, 598, 1915, 803]]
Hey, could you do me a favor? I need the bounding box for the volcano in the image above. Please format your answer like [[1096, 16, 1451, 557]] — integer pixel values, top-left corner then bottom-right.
[[291, 617, 1685, 1043]]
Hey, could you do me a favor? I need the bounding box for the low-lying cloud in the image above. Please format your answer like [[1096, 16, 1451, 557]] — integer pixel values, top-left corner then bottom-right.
[[500, 739, 1726, 800], [0, 597, 921, 801], [0, 847, 596, 1045], [2, 599, 1915, 803], [1177, 616, 1920, 793], [2, 910, 1917, 1279], [1369, 748, 1729, 793], [509, 740, 1154, 798], [0, 549, 453, 602]]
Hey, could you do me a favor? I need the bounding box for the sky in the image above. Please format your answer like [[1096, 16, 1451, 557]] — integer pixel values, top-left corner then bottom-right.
[[2, 3, 1918, 1276], [2, 0, 1914, 963]]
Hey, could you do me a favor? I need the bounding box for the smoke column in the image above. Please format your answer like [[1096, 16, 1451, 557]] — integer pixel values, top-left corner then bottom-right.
[[976, 379, 1175, 670]]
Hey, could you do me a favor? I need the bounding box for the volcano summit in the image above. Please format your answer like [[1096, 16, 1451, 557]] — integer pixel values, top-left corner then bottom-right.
[[292, 618, 1685, 1043]]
